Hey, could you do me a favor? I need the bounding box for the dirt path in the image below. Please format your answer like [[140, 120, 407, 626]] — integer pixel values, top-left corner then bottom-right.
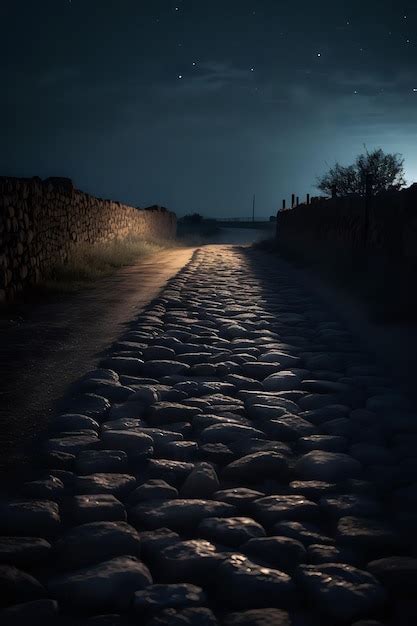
[[0, 246, 195, 470]]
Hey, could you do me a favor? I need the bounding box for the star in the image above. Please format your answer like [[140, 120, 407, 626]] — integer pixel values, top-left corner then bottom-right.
[[5, 0, 417, 222]]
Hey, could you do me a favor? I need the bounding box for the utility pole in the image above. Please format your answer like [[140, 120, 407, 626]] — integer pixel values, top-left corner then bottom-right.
[[252, 194, 255, 223]]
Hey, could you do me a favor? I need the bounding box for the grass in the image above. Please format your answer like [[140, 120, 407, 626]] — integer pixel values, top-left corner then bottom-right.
[[41, 236, 170, 292]]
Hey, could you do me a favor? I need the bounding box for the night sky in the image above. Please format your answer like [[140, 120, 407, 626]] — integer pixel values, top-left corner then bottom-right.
[[2, 1, 417, 217]]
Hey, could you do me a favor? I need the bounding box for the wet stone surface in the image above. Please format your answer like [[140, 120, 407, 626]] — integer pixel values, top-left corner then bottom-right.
[[0, 246, 416, 624]]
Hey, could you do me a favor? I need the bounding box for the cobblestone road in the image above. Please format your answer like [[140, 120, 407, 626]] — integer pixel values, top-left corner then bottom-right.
[[1, 246, 416, 625]]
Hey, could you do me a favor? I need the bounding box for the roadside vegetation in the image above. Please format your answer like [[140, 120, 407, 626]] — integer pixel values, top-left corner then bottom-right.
[[177, 213, 221, 243], [40, 236, 169, 292], [258, 147, 414, 322], [317, 147, 405, 197]]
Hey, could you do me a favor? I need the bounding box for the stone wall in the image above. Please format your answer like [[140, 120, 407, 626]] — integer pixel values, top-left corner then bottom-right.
[[276, 184, 417, 266], [0, 177, 176, 300]]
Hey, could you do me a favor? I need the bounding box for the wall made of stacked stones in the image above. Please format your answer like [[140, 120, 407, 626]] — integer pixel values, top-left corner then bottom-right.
[[0, 177, 176, 301]]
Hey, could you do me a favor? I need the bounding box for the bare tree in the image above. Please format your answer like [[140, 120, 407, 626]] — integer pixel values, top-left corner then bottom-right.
[[317, 148, 406, 197]]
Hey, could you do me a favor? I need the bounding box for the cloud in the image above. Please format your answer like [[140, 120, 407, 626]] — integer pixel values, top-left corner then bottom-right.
[[156, 60, 255, 97]]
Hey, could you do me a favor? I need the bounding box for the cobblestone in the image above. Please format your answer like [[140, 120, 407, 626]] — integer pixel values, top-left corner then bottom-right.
[[1, 246, 416, 624]]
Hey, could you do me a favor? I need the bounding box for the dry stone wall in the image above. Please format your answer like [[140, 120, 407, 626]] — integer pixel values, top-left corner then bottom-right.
[[0, 177, 176, 300]]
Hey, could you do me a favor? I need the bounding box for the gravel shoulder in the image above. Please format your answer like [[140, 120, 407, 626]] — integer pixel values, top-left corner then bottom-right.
[[0, 246, 195, 472], [285, 258, 417, 399]]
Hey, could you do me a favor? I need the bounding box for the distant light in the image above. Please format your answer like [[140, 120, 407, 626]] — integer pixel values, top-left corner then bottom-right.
[[317, 52, 321, 57], [250, 67, 255, 71], [354, 90, 358, 94], [413, 88, 417, 92], [178, 74, 183, 79]]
